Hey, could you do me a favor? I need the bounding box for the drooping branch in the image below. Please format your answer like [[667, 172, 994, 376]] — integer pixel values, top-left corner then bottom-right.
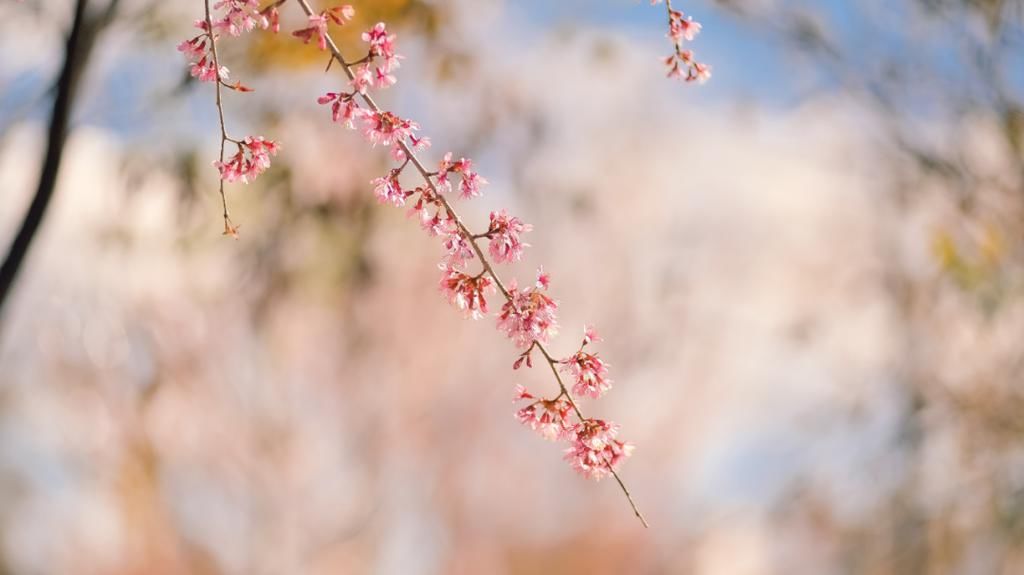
[[204, 0, 239, 237], [290, 0, 649, 527], [184, 0, 659, 527], [656, 0, 710, 82]]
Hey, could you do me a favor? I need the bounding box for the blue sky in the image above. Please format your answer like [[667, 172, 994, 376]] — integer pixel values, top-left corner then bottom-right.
[[4, 0, 1022, 137], [514, 0, 823, 106], [517, 0, 1024, 110]]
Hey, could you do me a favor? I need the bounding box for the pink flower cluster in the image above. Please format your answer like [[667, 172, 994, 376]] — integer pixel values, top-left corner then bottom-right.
[[293, 5, 353, 51], [562, 419, 634, 480], [651, 0, 711, 83], [439, 267, 495, 319], [317, 91, 361, 127], [497, 270, 559, 348], [514, 385, 573, 441], [177, 20, 228, 83], [211, 0, 269, 36], [514, 325, 630, 480], [360, 110, 420, 153], [177, 1, 273, 83], [485, 210, 532, 264], [560, 326, 613, 398], [215, 137, 281, 183], [359, 23, 403, 89], [179, 0, 281, 193], [436, 152, 487, 199]]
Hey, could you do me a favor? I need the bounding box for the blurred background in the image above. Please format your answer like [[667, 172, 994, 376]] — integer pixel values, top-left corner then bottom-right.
[[2, 0, 1024, 573]]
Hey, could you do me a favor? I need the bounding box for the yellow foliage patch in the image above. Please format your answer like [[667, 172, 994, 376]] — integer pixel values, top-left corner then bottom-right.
[[246, 0, 429, 70]]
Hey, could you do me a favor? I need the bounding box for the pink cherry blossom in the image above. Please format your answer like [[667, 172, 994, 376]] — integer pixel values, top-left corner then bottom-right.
[[439, 266, 494, 319], [405, 135, 432, 158], [362, 22, 402, 73], [215, 137, 280, 183], [668, 11, 701, 42], [371, 172, 408, 207], [211, 0, 268, 37], [292, 6, 353, 50], [652, 1, 710, 86], [452, 157, 487, 199], [392, 134, 430, 162], [292, 14, 329, 50], [178, 21, 226, 83], [407, 187, 447, 234], [326, 5, 356, 25], [358, 111, 420, 159], [497, 269, 559, 348], [459, 170, 487, 199], [512, 345, 535, 370], [688, 61, 712, 83], [374, 66, 397, 89], [409, 135, 431, 151], [317, 91, 360, 127], [415, 210, 446, 237], [536, 268, 551, 290], [190, 57, 228, 83], [435, 153, 455, 193], [513, 385, 574, 441], [265, 5, 280, 33], [561, 350, 613, 399], [435, 153, 488, 199], [350, 65, 373, 95], [177, 28, 208, 61], [441, 230, 475, 268], [485, 210, 532, 264], [563, 419, 634, 480]]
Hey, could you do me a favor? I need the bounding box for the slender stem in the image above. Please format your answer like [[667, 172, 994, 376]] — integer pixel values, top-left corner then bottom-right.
[[664, 0, 683, 59], [203, 0, 237, 237], [291, 0, 647, 528], [537, 343, 649, 528]]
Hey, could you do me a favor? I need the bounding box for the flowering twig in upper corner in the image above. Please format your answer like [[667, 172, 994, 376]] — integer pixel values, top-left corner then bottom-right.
[[178, 0, 282, 237], [651, 0, 711, 83]]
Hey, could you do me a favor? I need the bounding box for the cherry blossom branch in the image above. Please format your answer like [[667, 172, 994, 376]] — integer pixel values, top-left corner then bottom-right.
[[181, 1, 279, 237], [181, 0, 689, 528], [654, 0, 710, 82], [202, 0, 238, 237], [290, 0, 648, 528], [535, 343, 648, 527]]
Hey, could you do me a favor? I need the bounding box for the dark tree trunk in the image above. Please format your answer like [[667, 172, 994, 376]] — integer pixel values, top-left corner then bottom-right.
[[0, 0, 97, 320]]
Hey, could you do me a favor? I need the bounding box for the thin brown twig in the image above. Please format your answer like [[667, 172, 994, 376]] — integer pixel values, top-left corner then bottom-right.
[[291, 0, 648, 528], [203, 0, 238, 237], [664, 0, 684, 60]]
